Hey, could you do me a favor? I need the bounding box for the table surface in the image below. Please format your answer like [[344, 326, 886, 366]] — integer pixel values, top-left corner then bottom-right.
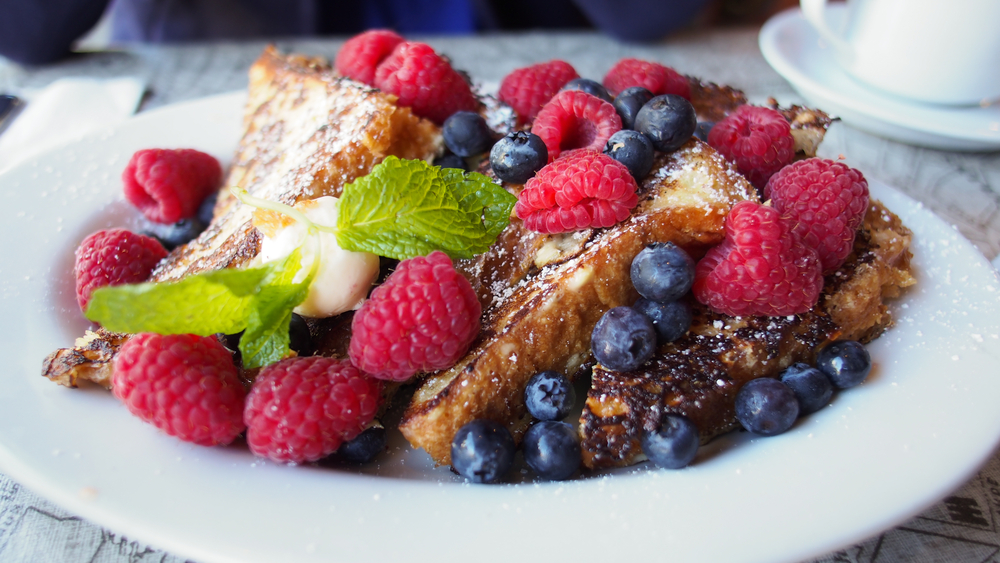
[[1, 27, 999, 563]]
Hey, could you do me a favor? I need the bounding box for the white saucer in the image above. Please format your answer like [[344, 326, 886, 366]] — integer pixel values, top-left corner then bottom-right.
[[759, 6, 1000, 151]]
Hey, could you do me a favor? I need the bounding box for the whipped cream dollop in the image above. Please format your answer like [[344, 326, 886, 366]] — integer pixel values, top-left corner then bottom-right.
[[255, 196, 379, 318]]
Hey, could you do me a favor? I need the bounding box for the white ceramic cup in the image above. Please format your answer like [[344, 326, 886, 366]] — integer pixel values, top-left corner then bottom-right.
[[800, 0, 1000, 106]]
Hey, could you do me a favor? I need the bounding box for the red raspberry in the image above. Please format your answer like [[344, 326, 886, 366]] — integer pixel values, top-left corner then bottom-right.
[[514, 149, 638, 234], [349, 251, 481, 381], [498, 60, 579, 126], [530, 90, 622, 161], [602, 58, 691, 99], [74, 228, 168, 312], [123, 148, 222, 224], [765, 158, 870, 274], [707, 105, 795, 190], [334, 29, 404, 85], [244, 356, 382, 464], [113, 333, 245, 447], [373, 41, 478, 125], [693, 201, 823, 317]]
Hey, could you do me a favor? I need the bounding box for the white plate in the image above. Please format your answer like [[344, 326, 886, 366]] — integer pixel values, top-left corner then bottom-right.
[[759, 6, 1000, 151], [1, 91, 1000, 563]]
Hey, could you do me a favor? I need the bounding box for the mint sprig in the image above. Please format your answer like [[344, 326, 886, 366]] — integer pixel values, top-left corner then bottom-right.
[[86, 248, 314, 369], [336, 156, 517, 260]]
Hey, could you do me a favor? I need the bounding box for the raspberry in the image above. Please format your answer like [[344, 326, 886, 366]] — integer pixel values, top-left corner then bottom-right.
[[112, 333, 245, 446], [334, 29, 404, 85], [693, 201, 823, 317], [244, 356, 382, 463], [373, 41, 478, 125], [530, 90, 622, 161], [123, 148, 222, 224], [515, 149, 638, 234], [603, 58, 691, 100], [74, 228, 168, 312], [349, 251, 481, 381], [765, 158, 870, 273], [707, 105, 795, 190], [498, 60, 579, 126]]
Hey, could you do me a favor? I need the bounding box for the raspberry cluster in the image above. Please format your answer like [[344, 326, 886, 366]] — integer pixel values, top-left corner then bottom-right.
[[498, 60, 579, 126], [334, 30, 477, 124]]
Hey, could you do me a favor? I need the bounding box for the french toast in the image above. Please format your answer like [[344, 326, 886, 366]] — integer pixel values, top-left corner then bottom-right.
[[580, 201, 915, 469], [42, 46, 442, 388]]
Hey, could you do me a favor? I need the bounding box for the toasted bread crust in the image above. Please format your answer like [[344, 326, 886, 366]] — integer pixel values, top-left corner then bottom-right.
[[579, 201, 915, 469]]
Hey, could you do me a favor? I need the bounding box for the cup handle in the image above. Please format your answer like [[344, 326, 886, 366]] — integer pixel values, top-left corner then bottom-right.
[[799, 0, 854, 63]]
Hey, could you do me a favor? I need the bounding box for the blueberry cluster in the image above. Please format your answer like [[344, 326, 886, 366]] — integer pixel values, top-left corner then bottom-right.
[[735, 340, 872, 436], [451, 369, 580, 483], [603, 88, 697, 182], [140, 190, 218, 250]]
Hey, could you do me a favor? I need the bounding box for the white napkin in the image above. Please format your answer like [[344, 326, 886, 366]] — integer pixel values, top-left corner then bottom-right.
[[0, 77, 145, 173]]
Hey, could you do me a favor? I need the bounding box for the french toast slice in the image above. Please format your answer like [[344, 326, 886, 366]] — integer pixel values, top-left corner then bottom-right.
[[42, 46, 442, 388], [399, 139, 759, 465], [580, 201, 915, 469]]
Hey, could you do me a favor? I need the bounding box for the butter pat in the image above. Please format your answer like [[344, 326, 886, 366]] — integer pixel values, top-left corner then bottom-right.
[[256, 196, 379, 318]]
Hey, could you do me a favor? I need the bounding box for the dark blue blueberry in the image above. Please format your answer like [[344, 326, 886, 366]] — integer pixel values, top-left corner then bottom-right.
[[633, 297, 691, 344], [451, 419, 515, 483], [780, 363, 834, 415], [560, 78, 613, 103], [490, 131, 548, 184], [524, 371, 576, 421], [630, 242, 695, 302], [197, 190, 219, 226], [634, 94, 697, 153], [591, 306, 657, 372], [522, 421, 581, 481], [735, 378, 800, 436], [816, 340, 871, 389], [694, 121, 715, 143], [434, 152, 468, 171], [332, 426, 387, 464], [142, 217, 207, 251], [220, 331, 243, 366], [641, 414, 699, 469], [613, 86, 654, 130], [442, 111, 494, 157], [604, 129, 655, 180], [288, 313, 313, 356]]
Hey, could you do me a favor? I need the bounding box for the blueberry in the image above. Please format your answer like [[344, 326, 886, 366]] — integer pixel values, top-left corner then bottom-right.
[[451, 419, 515, 483], [613, 86, 654, 130], [288, 313, 314, 356], [434, 152, 468, 171], [630, 242, 695, 303], [522, 421, 581, 481], [641, 414, 699, 469], [633, 297, 691, 344], [490, 131, 547, 184], [442, 111, 494, 157], [197, 190, 219, 226], [524, 371, 576, 421], [331, 426, 387, 464], [816, 340, 871, 389], [560, 78, 613, 103], [591, 306, 657, 372], [779, 363, 834, 415], [694, 121, 715, 143], [735, 378, 800, 436], [634, 94, 698, 153], [604, 129, 655, 180], [220, 331, 243, 366], [142, 217, 207, 251]]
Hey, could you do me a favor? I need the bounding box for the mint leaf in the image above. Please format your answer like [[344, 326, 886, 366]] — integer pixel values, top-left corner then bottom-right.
[[239, 249, 315, 370], [86, 249, 314, 370], [86, 266, 271, 335], [336, 156, 517, 260]]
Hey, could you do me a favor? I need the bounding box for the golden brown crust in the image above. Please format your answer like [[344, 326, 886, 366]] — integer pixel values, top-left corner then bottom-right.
[[579, 201, 915, 470]]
